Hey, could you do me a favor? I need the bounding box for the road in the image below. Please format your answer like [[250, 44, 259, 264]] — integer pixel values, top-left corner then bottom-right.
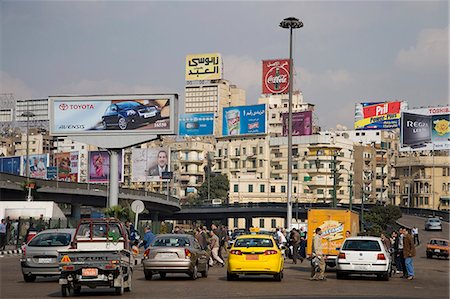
[[0, 215, 448, 299]]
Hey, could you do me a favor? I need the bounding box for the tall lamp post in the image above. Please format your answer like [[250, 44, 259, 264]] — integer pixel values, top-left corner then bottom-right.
[[280, 17, 303, 230], [21, 109, 35, 201]]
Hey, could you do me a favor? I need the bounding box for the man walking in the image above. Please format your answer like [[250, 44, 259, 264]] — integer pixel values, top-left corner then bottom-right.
[[208, 230, 224, 267], [141, 227, 155, 250], [0, 219, 6, 251], [290, 228, 301, 264], [412, 226, 420, 246], [311, 227, 326, 280], [403, 228, 416, 280]]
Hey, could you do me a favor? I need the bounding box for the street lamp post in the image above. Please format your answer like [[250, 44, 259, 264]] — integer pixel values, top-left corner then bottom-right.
[[280, 17, 303, 230], [21, 107, 35, 201]]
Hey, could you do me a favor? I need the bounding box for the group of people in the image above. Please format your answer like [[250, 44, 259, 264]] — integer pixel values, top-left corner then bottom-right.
[[275, 227, 307, 264], [194, 224, 228, 267], [389, 227, 416, 280]]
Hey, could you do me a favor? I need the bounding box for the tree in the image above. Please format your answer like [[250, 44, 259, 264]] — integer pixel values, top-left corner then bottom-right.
[[364, 204, 402, 235], [197, 174, 229, 203]]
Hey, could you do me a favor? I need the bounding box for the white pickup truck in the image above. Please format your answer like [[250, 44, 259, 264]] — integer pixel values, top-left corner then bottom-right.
[[58, 218, 133, 296]]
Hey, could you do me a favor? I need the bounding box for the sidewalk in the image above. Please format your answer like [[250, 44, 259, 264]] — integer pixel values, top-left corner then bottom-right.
[[0, 244, 23, 255]]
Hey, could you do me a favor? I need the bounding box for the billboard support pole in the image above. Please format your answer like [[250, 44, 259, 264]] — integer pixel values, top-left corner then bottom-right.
[[108, 149, 119, 207]]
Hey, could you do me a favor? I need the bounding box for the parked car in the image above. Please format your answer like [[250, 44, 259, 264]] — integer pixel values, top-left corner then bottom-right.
[[425, 218, 442, 231], [227, 234, 284, 281], [142, 234, 210, 280], [336, 236, 391, 281], [426, 239, 449, 259], [102, 101, 160, 130], [21, 228, 76, 282]]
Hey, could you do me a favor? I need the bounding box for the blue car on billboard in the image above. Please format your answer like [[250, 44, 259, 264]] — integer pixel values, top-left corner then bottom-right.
[[102, 101, 161, 130]]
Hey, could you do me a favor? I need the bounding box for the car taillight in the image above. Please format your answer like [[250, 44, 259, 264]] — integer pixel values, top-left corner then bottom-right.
[[230, 250, 242, 255], [338, 252, 346, 259], [22, 245, 26, 257], [264, 250, 278, 255], [143, 248, 150, 258], [184, 249, 191, 258], [377, 253, 386, 260]]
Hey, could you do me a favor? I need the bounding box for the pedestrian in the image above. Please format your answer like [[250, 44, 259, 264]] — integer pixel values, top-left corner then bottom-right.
[[195, 227, 208, 250], [36, 214, 45, 232], [208, 230, 224, 267], [299, 235, 307, 260], [311, 227, 326, 281], [276, 228, 287, 247], [403, 228, 416, 280], [289, 228, 301, 264], [5, 217, 11, 246], [0, 219, 7, 250], [380, 233, 391, 251], [412, 226, 420, 246], [345, 230, 351, 238], [218, 226, 228, 259], [140, 227, 155, 250], [397, 227, 407, 278]]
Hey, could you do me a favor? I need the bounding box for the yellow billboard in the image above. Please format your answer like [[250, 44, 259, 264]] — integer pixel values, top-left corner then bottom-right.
[[185, 53, 222, 81]]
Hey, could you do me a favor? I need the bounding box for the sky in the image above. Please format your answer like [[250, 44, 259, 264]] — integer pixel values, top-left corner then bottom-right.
[[1, 1, 448, 130]]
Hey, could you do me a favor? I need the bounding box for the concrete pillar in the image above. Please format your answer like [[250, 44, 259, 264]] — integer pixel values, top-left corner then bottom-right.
[[71, 203, 81, 223], [108, 150, 119, 207], [150, 212, 160, 234]]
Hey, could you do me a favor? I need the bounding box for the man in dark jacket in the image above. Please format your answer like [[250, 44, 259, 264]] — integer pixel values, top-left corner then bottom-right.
[[403, 228, 416, 280], [290, 228, 301, 264]]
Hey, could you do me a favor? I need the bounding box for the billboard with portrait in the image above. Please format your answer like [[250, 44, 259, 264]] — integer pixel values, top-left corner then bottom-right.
[[400, 106, 450, 151], [88, 151, 123, 183], [185, 53, 222, 81], [49, 94, 178, 136], [131, 148, 170, 182], [354, 101, 408, 130], [222, 104, 266, 136], [262, 59, 290, 94], [54, 152, 79, 182], [22, 154, 49, 179], [282, 111, 312, 136], [0, 156, 21, 175], [179, 113, 214, 136]]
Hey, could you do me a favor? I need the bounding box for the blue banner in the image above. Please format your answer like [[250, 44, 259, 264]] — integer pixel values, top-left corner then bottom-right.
[[179, 113, 214, 136], [0, 156, 21, 175], [47, 166, 57, 180], [222, 104, 266, 136]]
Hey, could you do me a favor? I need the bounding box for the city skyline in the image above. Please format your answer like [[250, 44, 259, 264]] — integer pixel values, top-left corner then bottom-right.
[[1, 1, 448, 130]]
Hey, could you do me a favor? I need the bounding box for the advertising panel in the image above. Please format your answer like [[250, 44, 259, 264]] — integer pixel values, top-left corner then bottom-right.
[[0, 156, 21, 175], [262, 59, 290, 94], [54, 152, 79, 182], [282, 111, 313, 136], [185, 53, 222, 81], [354, 101, 408, 130], [47, 166, 57, 180], [222, 104, 266, 136], [49, 94, 177, 136], [179, 113, 214, 136], [88, 151, 123, 183], [400, 106, 450, 151], [131, 148, 170, 182], [22, 154, 49, 179]]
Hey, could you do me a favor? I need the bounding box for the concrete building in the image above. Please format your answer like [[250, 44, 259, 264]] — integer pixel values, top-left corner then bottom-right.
[[15, 99, 50, 131]]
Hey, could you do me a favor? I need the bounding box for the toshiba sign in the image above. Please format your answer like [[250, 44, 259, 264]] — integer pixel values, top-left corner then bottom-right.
[[262, 59, 290, 94]]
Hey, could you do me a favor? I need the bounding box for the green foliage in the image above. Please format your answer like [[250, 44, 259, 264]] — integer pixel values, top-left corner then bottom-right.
[[104, 205, 129, 221], [184, 193, 203, 206], [197, 174, 229, 202], [364, 204, 402, 235]]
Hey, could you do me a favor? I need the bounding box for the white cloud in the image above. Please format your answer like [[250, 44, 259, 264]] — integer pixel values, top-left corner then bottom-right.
[[222, 55, 261, 92], [297, 67, 353, 91], [0, 71, 34, 99], [395, 27, 448, 72]]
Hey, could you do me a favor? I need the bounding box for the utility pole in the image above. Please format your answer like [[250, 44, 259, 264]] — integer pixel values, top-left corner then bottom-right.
[[332, 153, 337, 208]]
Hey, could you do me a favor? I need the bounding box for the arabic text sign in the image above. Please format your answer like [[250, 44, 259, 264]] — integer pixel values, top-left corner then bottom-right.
[[354, 101, 407, 130], [262, 59, 290, 94], [222, 104, 266, 136], [185, 53, 222, 81], [282, 111, 312, 136], [179, 113, 214, 136]]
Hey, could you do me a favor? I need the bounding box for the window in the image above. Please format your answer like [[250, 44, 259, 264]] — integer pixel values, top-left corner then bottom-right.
[[271, 219, 276, 228], [28, 232, 72, 247], [294, 186, 297, 193], [259, 146, 263, 154], [234, 184, 239, 192], [234, 238, 273, 247], [248, 184, 253, 193], [293, 163, 298, 169], [281, 185, 286, 193], [235, 148, 240, 156], [233, 218, 238, 228], [259, 160, 263, 167], [271, 186, 276, 193], [259, 219, 265, 228], [260, 184, 265, 193], [252, 147, 257, 155], [317, 189, 324, 194], [243, 147, 246, 155], [218, 149, 222, 156]]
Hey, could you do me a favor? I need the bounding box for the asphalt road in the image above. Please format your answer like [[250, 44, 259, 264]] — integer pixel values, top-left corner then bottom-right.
[[0, 215, 448, 299]]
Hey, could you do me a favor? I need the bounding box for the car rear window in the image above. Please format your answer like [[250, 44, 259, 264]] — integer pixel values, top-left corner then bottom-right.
[[28, 233, 71, 247], [342, 240, 381, 251], [430, 240, 448, 246], [153, 237, 190, 247], [428, 219, 440, 223], [234, 238, 273, 248]]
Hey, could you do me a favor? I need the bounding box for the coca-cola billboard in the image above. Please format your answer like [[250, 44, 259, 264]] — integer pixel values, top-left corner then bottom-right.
[[262, 59, 290, 94]]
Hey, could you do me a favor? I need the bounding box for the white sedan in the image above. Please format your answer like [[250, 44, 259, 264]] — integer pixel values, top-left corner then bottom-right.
[[336, 236, 391, 281]]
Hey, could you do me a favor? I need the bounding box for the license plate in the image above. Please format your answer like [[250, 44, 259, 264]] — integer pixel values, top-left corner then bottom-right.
[[82, 268, 98, 277], [158, 253, 177, 259], [38, 258, 53, 263], [143, 113, 155, 118], [355, 264, 368, 270], [246, 255, 259, 260], [435, 249, 440, 253]]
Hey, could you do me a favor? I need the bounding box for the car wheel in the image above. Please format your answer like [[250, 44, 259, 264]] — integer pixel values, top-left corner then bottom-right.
[[102, 120, 108, 130], [274, 271, 283, 281], [190, 265, 198, 280], [227, 272, 237, 281], [426, 252, 432, 259], [336, 271, 346, 280], [23, 274, 36, 282], [61, 286, 70, 297], [159, 272, 166, 279], [73, 286, 81, 295], [200, 263, 209, 278], [124, 270, 132, 292], [118, 117, 128, 130], [144, 270, 152, 281], [377, 272, 389, 281]]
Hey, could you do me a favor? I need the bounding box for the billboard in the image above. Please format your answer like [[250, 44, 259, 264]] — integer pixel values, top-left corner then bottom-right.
[[400, 106, 450, 151], [88, 151, 123, 183], [0, 156, 21, 175], [22, 154, 49, 179], [354, 101, 408, 130], [262, 59, 290, 94], [179, 113, 214, 136], [282, 111, 313, 136], [49, 94, 177, 136], [54, 152, 79, 182], [131, 148, 170, 182], [222, 104, 266, 136], [185, 53, 222, 81]]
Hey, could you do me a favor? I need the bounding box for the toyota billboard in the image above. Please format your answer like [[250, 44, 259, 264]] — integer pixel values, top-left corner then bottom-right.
[[354, 101, 408, 130], [400, 106, 450, 151], [262, 59, 290, 94], [49, 94, 178, 136]]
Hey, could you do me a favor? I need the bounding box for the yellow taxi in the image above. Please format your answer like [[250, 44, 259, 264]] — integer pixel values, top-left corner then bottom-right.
[[227, 234, 284, 281]]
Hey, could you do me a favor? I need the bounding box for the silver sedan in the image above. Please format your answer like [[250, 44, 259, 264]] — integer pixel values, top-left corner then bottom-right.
[[142, 234, 210, 280]]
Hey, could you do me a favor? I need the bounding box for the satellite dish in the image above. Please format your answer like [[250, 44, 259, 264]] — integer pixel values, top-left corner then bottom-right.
[[131, 200, 145, 214]]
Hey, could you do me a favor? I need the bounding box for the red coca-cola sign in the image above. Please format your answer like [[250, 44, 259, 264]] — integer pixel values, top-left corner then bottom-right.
[[262, 59, 290, 94]]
